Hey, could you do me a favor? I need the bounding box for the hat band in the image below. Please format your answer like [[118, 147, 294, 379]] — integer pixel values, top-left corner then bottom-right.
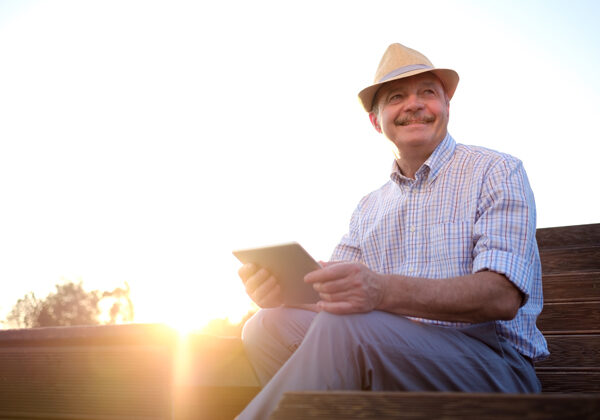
[[378, 64, 433, 83]]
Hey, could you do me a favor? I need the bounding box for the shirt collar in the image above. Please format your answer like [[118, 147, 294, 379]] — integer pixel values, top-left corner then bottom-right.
[[390, 133, 456, 187]]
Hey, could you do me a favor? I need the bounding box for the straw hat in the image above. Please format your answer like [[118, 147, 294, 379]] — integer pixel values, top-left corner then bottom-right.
[[358, 43, 459, 112]]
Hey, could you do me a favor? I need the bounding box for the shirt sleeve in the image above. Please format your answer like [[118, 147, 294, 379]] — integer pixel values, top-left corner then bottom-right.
[[472, 156, 540, 306], [330, 202, 364, 263]]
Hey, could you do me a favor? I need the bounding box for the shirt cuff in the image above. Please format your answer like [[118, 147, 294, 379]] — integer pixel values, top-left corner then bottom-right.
[[473, 249, 532, 306]]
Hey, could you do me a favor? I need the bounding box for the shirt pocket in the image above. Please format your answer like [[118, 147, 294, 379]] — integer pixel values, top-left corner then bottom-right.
[[423, 221, 474, 277]]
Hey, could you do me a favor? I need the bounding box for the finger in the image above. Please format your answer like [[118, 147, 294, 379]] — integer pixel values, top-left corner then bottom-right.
[[317, 300, 356, 314], [318, 288, 353, 302], [245, 268, 271, 295], [259, 283, 282, 308], [319, 260, 344, 268], [238, 263, 259, 283], [313, 278, 355, 294], [252, 274, 279, 303], [305, 262, 359, 283]]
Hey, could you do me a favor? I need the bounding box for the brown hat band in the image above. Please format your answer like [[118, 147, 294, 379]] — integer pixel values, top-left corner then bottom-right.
[[379, 64, 433, 83]]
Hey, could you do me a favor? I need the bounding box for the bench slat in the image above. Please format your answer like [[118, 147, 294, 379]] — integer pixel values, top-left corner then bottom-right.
[[175, 386, 260, 420], [270, 391, 600, 419], [540, 246, 600, 275], [537, 301, 600, 333], [537, 371, 600, 393], [536, 223, 600, 249], [543, 271, 600, 303], [535, 334, 600, 369], [0, 346, 172, 419]]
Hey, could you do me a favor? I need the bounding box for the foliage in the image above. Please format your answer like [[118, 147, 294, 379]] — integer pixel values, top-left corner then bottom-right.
[[5, 281, 134, 328], [99, 284, 134, 325]]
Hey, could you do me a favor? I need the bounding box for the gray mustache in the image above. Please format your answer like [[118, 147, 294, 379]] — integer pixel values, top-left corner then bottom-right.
[[394, 114, 435, 126]]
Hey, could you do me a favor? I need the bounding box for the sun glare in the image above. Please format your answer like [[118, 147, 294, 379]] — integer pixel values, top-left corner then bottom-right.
[[129, 270, 255, 335]]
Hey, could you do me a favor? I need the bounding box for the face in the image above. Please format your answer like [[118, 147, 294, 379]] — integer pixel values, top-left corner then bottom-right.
[[369, 72, 449, 155]]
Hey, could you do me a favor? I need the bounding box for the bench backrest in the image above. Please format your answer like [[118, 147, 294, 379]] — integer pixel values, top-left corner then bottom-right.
[[534, 223, 600, 393]]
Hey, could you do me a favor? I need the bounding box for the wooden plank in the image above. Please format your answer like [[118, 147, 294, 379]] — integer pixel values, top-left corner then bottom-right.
[[0, 346, 172, 419], [535, 335, 600, 369], [176, 334, 259, 387], [0, 323, 177, 347], [536, 223, 600, 249], [172, 335, 260, 419], [537, 301, 600, 333], [0, 326, 260, 420], [174, 386, 260, 420], [540, 246, 600, 275], [270, 391, 600, 419], [537, 371, 600, 393], [543, 272, 600, 303]]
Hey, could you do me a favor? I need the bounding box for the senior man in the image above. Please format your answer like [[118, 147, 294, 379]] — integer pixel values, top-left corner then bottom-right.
[[237, 43, 548, 419]]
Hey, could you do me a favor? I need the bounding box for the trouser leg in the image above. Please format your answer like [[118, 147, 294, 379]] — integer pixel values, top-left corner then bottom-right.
[[239, 310, 540, 420], [241, 307, 317, 386]]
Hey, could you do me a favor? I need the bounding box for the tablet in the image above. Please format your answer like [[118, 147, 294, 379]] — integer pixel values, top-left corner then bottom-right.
[[232, 242, 321, 304]]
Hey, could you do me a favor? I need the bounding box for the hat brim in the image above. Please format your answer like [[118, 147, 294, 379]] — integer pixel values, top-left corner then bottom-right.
[[358, 68, 459, 112]]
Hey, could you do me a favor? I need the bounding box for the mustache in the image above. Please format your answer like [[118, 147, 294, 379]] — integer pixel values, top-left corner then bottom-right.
[[394, 114, 435, 126]]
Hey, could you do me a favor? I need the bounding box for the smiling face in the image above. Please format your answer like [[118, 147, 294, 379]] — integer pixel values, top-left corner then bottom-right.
[[369, 72, 450, 157]]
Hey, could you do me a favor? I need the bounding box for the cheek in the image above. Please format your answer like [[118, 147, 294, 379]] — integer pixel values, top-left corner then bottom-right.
[[380, 109, 397, 127], [432, 102, 449, 123]]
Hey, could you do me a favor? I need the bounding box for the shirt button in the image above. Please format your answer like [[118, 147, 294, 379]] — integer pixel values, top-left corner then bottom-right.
[[410, 225, 416, 233]]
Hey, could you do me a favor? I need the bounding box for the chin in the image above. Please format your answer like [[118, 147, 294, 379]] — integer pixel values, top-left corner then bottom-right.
[[395, 136, 434, 148]]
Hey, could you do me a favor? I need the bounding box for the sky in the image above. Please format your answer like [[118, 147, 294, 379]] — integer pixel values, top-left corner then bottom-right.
[[0, 0, 598, 330]]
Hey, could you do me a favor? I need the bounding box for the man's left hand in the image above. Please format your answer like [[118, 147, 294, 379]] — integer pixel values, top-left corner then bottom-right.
[[304, 262, 388, 314]]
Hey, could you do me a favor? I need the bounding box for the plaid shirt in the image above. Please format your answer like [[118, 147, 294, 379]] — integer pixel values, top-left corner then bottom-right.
[[331, 133, 549, 361]]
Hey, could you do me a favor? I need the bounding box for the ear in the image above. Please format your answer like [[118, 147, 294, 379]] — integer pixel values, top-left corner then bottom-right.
[[369, 112, 382, 133]]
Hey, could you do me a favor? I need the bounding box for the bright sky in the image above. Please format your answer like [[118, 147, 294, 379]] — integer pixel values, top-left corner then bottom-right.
[[0, 0, 598, 330]]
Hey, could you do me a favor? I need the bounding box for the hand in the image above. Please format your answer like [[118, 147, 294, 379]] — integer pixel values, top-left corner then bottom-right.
[[238, 263, 283, 308], [304, 262, 387, 314]]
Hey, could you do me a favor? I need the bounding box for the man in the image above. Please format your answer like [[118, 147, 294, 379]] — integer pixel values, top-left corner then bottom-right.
[[237, 43, 548, 419]]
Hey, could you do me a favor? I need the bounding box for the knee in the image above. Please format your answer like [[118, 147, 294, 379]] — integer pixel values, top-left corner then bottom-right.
[[307, 311, 398, 344], [241, 307, 316, 351], [311, 311, 375, 330], [241, 308, 280, 348], [307, 311, 360, 342]]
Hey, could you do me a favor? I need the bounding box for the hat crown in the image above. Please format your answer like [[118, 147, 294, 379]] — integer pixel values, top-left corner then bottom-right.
[[358, 42, 458, 112], [374, 43, 434, 84]]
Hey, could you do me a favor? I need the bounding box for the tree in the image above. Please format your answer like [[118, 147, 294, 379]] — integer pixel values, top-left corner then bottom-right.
[[5, 281, 134, 328]]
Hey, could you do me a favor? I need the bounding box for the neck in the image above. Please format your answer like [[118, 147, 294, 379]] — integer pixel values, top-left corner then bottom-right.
[[395, 156, 425, 180], [393, 134, 446, 179], [395, 145, 437, 180]]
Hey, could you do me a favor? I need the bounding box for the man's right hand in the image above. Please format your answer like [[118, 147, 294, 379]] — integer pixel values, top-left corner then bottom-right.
[[238, 263, 283, 308]]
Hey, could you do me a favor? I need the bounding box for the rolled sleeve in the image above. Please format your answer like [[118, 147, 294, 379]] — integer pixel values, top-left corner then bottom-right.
[[473, 249, 533, 304], [472, 157, 538, 306]]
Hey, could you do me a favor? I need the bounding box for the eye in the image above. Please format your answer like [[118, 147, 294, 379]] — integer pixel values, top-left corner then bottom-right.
[[423, 89, 436, 95], [388, 93, 404, 104]]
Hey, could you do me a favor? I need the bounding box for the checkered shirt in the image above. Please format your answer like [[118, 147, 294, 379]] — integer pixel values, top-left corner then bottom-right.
[[331, 133, 549, 361]]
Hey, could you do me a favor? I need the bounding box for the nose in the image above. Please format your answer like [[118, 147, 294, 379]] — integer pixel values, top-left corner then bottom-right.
[[403, 93, 424, 112]]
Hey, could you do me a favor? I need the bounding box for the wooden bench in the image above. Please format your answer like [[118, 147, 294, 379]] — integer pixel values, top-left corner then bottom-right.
[[0, 323, 177, 419], [269, 223, 600, 419], [0, 223, 597, 419], [534, 223, 600, 393], [0, 325, 260, 419]]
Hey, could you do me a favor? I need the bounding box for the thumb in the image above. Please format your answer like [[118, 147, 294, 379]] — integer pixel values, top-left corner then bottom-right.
[[319, 260, 343, 268]]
